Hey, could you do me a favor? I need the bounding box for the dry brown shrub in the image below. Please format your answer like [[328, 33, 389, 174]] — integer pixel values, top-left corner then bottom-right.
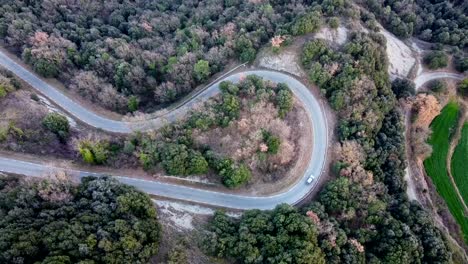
[[412, 93, 441, 129], [411, 126, 433, 160], [350, 239, 365, 253], [335, 140, 374, 186], [410, 93, 440, 159]]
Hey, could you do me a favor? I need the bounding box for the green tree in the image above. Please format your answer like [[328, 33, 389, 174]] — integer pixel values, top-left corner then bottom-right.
[[159, 143, 208, 176], [127, 95, 139, 112], [188, 150, 209, 175], [78, 140, 109, 165], [291, 12, 322, 36], [33, 58, 60, 78], [458, 78, 468, 96], [262, 130, 281, 154], [235, 36, 256, 63], [42, 113, 70, 142], [194, 60, 211, 82], [206, 151, 251, 188], [423, 51, 448, 70], [454, 55, 468, 73], [329, 17, 340, 29], [217, 93, 240, 127], [276, 86, 293, 118], [391, 78, 415, 99], [428, 79, 446, 93]]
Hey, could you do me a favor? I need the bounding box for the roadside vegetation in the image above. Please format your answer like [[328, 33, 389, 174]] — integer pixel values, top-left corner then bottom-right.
[[459, 78, 468, 97], [423, 51, 449, 70], [451, 123, 468, 205], [74, 76, 297, 189], [0, 0, 344, 113], [423, 102, 468, 242], [0, 68, 77, 157], [0, 174, 161, 263]]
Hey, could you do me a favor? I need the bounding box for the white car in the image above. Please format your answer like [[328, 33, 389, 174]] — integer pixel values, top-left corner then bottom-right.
[[306, 174, 314, 184]]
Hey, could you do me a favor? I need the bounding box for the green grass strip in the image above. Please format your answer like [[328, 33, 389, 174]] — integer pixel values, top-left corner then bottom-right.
[[424, 102, 468, 243], [451, 122, 468, 205]]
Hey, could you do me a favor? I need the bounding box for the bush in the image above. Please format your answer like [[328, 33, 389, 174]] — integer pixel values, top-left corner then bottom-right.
[[33, 58, 60, 78], [458, 78, 468, 96], [262, 130, 281, 154], [160, 143, 208, 176], [194, 60, 211, 82], [428, 79, 446, 93], [127, 95, 139, 112], [329, 17, 340, 29], [235, 36, 256, 63], [391, 78, 415, 99], [206, 151, 251, 188], [78, 140, 109, 165], [276, 85, 293, 118], [291, 12, 322, 35], [217, 93, 240, 127], [42, 113, 70, 142], [423, 51, 448, 70], [454, 55, 468, 73], [0, 78, 15, 98]]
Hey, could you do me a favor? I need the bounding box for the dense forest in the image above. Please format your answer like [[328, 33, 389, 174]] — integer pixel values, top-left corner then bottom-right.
[[360, 0, 468, 47], [0, 175, 160, 263], [206, 31, 452, 263], [0, 0, 340, 113]]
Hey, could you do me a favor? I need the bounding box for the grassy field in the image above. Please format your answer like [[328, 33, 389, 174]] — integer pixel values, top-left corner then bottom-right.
[[424, 102, 468, 242], [451, 122, 468, 205]]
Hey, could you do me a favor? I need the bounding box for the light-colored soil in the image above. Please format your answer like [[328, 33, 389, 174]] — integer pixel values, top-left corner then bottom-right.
[[379, 27, 416, 78], [152, 200, 234, 264], [258, 50, 305, 77], [314, 26, 348, 46]]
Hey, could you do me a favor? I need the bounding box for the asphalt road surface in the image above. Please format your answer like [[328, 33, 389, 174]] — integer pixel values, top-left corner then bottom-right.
[[414, 72, 464, 90], [0, 50, 329, 209]]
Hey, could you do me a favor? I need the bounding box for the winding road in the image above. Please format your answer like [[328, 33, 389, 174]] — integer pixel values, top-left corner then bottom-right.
[[0, 50, 329, 209], [0, 47, 464, 209], [414, 72, 465, 90]]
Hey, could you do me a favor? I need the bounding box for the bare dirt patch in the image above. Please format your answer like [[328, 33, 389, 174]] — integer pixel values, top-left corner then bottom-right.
[[258, 50, 305, 77], [379, 27, 416, 78], [152, 200, 234, 264], [314, 26, 348, 46]]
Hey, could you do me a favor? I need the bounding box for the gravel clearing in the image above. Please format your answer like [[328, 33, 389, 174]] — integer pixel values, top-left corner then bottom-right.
[[154, 200, 240, 231], [259, 51, 304, 77], [380, 28, 416, 78], [315, 26, 348, 46]]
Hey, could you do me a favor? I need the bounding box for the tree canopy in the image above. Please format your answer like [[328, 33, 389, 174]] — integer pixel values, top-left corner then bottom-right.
[[0, 175, 161, 264]]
